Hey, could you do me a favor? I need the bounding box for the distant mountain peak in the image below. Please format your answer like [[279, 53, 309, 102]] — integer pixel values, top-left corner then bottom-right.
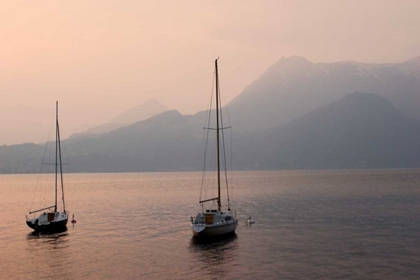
[[69, 99, 170, 139], [277, 55, 312, 66], [108, 99, 169, 124], [150, 109, 183, 120], [256, 55, 315, 82], [228, 54, 420, 136]]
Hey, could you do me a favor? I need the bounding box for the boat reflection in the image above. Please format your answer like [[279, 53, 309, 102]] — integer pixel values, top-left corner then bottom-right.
[[27, 227, 69, 249], [26, 228, 73, 279], [190, 232, 238, 246], [27, 227, 68, 239], [189, 233, 238, 278], [28, 226, 68, 234]]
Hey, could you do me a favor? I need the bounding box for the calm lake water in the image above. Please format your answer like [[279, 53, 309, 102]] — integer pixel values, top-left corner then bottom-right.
[[1, 169, 420, 279]]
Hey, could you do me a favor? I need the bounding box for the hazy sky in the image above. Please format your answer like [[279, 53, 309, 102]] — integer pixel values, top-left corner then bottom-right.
[[1, 0, 419, 145]]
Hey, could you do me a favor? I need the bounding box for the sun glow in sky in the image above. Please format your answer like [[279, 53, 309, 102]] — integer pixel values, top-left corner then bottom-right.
[[1, 0, 419, 144]]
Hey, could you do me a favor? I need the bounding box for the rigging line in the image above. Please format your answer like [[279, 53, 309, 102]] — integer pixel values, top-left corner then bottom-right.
[[223, 137, 230, 194], [200, 69, 215, 202], [61, 131, 70, 166], [217, 70, 231, 206], [202, 71, 215, 133], [203, 137, 217, 207], [221, 126, 230, 206], [57, 119, 66, 212], [214, 65, 235, 207], [230, 127, 234, 205], [202, 69, 215, 198], [223, 97, 233, 134], [210, 138, 217, 203], [200, 121, 211, 202], [203, 136, 216, 205], [58, 120, 70, 211], [61, 140, 71, 211], [30, 118, 54, 212]]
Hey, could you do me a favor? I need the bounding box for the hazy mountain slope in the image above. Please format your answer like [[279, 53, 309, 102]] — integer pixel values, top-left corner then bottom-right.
[[109, 99, 169, 124], [70, 99, 169, 138], [2, 55, 420, 173], [240, 92, 420, 170], [0, 109, 219, 173], [228, 56, 420, 133], [0, 143, 44, 173], [64, 110, 204, 172], [2, 93, 420, 173]]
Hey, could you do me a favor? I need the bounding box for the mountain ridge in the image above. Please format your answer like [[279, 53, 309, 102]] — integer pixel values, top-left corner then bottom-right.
[[241, 92, 420, 170], [1, 55, 420, 173], [70, 99, 169, 139], [227, 55, 420, 134]]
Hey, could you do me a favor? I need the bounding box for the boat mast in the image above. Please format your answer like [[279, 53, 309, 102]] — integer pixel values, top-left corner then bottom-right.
[[215, 59, 221, 212], [54, 101, 58, 212]]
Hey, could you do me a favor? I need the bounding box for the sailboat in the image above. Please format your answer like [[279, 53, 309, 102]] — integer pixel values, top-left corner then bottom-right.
[[26, 101, 68, 232], [190, 59, 238, 237]]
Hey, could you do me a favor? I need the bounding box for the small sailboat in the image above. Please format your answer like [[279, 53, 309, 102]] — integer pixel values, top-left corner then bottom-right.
[[26, 102, 68, 232], [190, 59, 238, 237]]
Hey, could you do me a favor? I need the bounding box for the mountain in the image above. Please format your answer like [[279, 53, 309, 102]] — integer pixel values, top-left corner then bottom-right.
[[0, 143, 44, 173], [239, 92, 420, 170], [70, 99, 169, 138], [2, 55, 420, 173], [227, 56, 420, 133], [109, 99, 169, 124], [65, 110, 203, 172], [0, 110, 204, 173], [3, 93, 420, 173]]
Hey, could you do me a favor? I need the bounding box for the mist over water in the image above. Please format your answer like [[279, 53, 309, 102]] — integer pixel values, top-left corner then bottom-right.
[[1, 170, 419, 279]]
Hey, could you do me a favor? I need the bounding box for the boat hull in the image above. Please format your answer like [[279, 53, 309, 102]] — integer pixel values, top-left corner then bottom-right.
[[191, 220, 238, 237], [26, 212, 68, 233], [26, 219, 68, 232]]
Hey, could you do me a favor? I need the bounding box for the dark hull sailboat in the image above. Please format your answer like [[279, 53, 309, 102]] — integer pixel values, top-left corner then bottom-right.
[[26, 102, 68, 232], [26, 213, 68, 232], [190, 59, 238, 238]]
